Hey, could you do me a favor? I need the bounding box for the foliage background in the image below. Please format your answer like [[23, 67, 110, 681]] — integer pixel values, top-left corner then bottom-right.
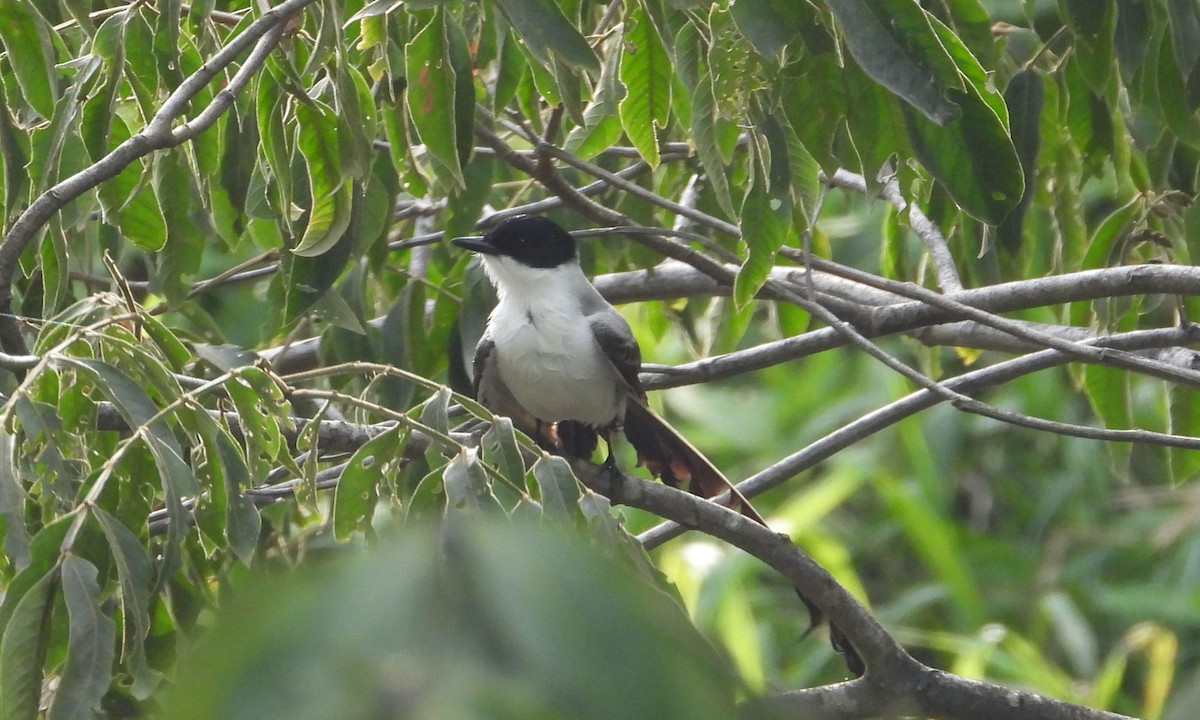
[[0, 0, 1198, 718]]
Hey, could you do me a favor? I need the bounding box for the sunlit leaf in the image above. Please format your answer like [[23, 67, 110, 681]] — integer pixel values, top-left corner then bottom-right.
[[292, 100, 354, 256]]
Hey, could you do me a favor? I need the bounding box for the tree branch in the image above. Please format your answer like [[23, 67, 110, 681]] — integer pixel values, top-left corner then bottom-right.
[[574, 463, 1135, 720]]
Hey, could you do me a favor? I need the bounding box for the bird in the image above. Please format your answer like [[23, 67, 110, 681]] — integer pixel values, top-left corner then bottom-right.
[[452, 215, 862, 675], [451, 215, 751, 505]]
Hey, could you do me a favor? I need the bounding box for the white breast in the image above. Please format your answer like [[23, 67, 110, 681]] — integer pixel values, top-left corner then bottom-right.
[[483, 258, 626, 427]]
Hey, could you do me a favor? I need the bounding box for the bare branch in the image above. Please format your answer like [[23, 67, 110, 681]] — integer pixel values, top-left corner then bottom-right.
[[639, 325, 1200, 549]]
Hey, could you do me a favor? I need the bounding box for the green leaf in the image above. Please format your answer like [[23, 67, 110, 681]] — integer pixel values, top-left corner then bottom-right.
[[619, 5, 672, 168], [1060, 0, 1115, 94], [997, 68, 1046, 253], [735, 125, 795, 308], [532, 455, 580, 522], [0, 0, 58, 118], [1084, 365, 1131, 430], [565, 105, 624, 162], [0, 516, 70, 635], [824, 0, 961, 124], [0, 566, 56, 720], [405, 10, 465, 186], [443, 449, 497, 512], [96, 115, 167, 251], [46, 555, 116, 720], [902, 86, 1023, 224], [333, 426, 406, 540], [57, 358, 195, 587], [92, 508, 157, 696], [480, 417, 526, 488], [1169, 388, 1200, 483], [493, 0, 599, 72], [690, 70, 735, 217], [0, 433, 30, 570], [292, 100, 354, 256], [214, 430, 260, 564]]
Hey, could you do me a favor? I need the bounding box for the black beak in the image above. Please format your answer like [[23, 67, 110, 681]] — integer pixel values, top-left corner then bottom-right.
[[451, 236, 497, 255]]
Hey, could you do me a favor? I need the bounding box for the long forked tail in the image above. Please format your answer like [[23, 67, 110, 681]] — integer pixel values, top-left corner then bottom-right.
[[621, 397, 765, 523]]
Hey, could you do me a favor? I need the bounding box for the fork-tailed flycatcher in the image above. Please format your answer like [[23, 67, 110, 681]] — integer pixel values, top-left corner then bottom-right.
[[452, 215, 862, 675], [451, 215, 755, 508]]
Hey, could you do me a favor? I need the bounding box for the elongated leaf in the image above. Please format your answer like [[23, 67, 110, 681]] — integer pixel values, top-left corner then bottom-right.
[[92, 508, 157, 696], [0, 0, 58, 118], [292, 100, 354, 256], [825, 0, 960, 124], [334, 426, 407, 540], [225, 368, 284, 478], [493, 0, 599, 72], [688, 71, 734, 217], [214, 430, 260, 564], [0, 432, 30, 570], [903, 86, 1023, 224], [46, 555, 116, 720], [0, 567, 56, 720], [619, 6, 671, 168], [735, 125, 795, 308], [405, 10, 465, 186], [57, 358, 195, 586], [0, 516, 70, 634], [997, 68, 1046, 252]]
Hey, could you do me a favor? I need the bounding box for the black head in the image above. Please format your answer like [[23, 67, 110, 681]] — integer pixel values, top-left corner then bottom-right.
[[451, 216, 577, 269]]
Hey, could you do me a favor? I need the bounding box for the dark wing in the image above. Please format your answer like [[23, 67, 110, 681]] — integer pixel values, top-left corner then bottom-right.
[[589, 315, 644, 398], [471, 335, 494, 400]]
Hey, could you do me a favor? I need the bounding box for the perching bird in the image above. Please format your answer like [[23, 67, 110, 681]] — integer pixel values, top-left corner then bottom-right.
[[452, 214, 862, 676], [452, 215, 752, 505]]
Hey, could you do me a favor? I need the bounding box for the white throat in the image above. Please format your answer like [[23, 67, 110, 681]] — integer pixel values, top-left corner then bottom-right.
[[478, 255, 626, 427]]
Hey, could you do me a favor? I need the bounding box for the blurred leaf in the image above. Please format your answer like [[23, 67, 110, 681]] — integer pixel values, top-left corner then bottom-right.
[[480, 417, 526, 487], [997, 68, 1045, 253], [690, 69, 735, 218], [158, 521, 734, 720], [730, 0, 813, 60], [93, 507, 157, 696], [532, 455, 580, 521], [443, 448, 499, 512], [735, 124, 794, 308]]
